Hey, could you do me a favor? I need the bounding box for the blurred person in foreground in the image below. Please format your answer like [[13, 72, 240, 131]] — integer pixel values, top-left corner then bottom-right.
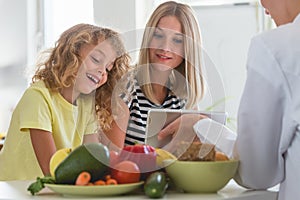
[[233, 0, 300, 199]]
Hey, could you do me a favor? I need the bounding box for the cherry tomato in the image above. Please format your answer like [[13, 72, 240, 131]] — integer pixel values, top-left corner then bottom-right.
[[111, 161, 141, 184], [109, 150, 119, 167]]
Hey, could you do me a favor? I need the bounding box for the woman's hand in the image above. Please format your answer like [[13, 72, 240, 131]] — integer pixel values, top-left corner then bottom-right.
[[157, 113, 207, 141], [157, 114, 207, 155]]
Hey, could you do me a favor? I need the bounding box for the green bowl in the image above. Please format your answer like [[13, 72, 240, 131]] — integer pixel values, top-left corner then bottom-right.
[[163, 159, 239, 193]]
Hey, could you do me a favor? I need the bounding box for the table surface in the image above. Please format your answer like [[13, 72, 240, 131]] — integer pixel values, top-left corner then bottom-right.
[[0, 179, 278, 200]]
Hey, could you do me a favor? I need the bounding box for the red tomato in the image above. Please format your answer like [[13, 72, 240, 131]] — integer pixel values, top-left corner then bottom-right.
[[109, 150, 119, 167], [111, 161, 141, 184]]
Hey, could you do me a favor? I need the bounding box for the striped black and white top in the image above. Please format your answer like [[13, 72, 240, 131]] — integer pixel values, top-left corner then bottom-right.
[[120, 77, 186, 145]]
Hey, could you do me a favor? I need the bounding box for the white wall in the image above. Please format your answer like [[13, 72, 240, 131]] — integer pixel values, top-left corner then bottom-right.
[[0, 0, 27, 68], [0, 0, 29, 133], [194, 3, 265, 129], [93, 0, 155, 63], [43, 0, 94, 48]]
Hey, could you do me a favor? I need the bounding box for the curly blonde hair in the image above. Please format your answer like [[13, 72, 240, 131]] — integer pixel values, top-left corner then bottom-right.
[[32, 23, 130, 131]]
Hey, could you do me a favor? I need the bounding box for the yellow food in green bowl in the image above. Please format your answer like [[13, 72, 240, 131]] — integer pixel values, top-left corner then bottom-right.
[[163, 159, 239, 193]]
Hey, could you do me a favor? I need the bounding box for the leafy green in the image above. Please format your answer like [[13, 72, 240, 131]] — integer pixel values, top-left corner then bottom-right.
[[27, 176, 55, 195]]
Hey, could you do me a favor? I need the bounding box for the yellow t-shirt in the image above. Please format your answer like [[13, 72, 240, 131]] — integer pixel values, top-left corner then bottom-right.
[[0, 81, 98, 180]]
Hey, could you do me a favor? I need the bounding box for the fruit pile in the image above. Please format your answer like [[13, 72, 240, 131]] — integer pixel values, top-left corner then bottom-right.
[[28, 142, 232, 197], [28, 143, 175, 198]]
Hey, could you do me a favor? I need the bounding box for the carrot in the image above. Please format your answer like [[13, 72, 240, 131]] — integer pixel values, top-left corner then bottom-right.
[[75, 171, 91, 186], [93, 174, 118, 186], [106, 178, 118, 185], [94, 179, 106, 185], [105, 175, 111, 180]]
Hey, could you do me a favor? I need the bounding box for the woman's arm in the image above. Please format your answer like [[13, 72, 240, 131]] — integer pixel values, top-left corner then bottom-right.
[[234, 37, 285, 189], [30, 129, 56, 176]]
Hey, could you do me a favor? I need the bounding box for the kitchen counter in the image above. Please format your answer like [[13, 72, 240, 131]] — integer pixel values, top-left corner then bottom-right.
[[0, 179, 278, 199]]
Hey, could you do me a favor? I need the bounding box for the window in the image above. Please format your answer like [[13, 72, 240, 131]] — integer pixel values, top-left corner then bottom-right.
[[43, 0, 94, 48], [0, 0, 94, 134]]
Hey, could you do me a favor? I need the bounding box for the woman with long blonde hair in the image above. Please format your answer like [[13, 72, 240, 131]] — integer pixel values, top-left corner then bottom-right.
[[105, 1, 206, 148]]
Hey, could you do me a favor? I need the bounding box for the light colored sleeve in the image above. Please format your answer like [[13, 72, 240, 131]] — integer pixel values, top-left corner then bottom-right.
[[84, 112, 98, 135], [193, 118, 237, 158], [234, 36, 285, 189], [19, 87, 52, 132], [81, 96, 99, 135]]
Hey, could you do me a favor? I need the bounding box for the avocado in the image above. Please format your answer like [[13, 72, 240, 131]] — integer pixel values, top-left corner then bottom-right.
[[54, 143, 110, 184]]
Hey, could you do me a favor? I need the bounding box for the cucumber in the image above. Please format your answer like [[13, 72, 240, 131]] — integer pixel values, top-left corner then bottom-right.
[[144, 171, 168, 198]]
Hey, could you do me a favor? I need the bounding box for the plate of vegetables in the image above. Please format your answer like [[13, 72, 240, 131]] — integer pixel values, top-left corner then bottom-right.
[[44, 181, 144, 197]]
